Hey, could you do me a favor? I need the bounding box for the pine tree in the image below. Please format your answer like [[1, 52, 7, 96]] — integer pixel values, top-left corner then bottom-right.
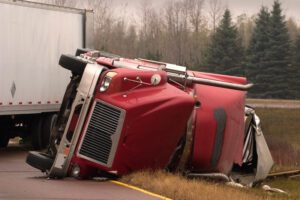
[[206, 9, 244, 76], [246, 7, 271, 98], [264, 0, 292, 99], [246, 1, 292, 99], [290, 34, 300, 98]]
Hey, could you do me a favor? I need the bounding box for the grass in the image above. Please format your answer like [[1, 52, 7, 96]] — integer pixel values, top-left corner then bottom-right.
[[254, 107, 300, 170], [121, 170, 300, 200], [262, 178, 300, 200], [246, 99, 300, 108]]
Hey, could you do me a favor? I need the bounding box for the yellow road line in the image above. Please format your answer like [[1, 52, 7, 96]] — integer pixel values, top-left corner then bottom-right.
[[110, 180, 172, 200]]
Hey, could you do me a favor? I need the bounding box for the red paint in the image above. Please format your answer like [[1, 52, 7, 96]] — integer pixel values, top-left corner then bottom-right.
[[71, 68, 195, 176], [189, 71, 245, 173], [68, 56, 247, 177]]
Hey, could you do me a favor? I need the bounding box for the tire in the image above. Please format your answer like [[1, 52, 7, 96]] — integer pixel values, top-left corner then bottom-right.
[[59, 54, 88, 75], [31, 116, 43, 150], [0, 134, 9, 148], [0, 119, 10, 148], [26, 151, 54, 172], [41, 114, 57, 148]]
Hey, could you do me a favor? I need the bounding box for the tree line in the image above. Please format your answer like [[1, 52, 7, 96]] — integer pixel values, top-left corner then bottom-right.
[[46, 0, 300, 99]]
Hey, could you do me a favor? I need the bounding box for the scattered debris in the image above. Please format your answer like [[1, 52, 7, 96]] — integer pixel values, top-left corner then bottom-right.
[[289, 174, 300, 180], [226, 181, 245, 189], [262, 185, 288, 194], [93, 177, 109, 182]]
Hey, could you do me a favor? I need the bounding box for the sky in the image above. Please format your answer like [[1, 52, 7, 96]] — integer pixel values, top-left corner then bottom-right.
[[111, 0, 300, 23], [226, 0, 300, 20]]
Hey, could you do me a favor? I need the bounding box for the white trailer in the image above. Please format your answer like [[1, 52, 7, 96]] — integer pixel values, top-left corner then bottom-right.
[[0, 0, 93, 148]]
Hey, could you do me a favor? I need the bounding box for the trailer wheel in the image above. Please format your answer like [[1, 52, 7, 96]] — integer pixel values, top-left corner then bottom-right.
[[26, 151, 54, 172], [0, 119, 10, 148], [41, 114, 57, 148], [0, 132, 9, 148], [31, 116, 43, 150]]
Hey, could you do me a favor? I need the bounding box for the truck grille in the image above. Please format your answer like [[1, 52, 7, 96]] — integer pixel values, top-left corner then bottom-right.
[[78, 101, 124, 166]]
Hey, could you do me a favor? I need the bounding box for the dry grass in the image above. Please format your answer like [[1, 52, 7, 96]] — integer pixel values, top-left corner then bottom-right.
[[121, 171, 272, 200], [247, 99, 300, 108]]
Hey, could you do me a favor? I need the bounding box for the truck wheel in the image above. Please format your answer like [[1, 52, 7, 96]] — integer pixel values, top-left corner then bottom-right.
[[31, 116, 43, 150], [59, 54, 88, 75], [41, 114, 57, 148], [26, 151, 54, 172]]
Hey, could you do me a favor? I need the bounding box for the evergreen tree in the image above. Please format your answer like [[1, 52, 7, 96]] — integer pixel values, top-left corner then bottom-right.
[[290, 34, 300, 98], [264, 0, 292, 99], [246, 1, 292, 99], [246, 7, 271, 98], [206, 9, 244, 76]]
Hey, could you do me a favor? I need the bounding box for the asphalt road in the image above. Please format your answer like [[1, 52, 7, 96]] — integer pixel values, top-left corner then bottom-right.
[[0, 144, 161, 200]]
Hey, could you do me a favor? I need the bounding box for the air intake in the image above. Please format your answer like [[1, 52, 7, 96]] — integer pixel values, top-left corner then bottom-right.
[[78, 101, 125, 167]]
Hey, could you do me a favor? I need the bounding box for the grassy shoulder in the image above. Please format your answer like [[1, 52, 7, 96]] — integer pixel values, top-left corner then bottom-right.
[[121, 171, 270, 200], [254, 107, 300, 170]]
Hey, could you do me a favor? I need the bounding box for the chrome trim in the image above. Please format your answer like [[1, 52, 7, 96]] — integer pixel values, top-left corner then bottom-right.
[[168, 73, 253, 91], [77, 100, 126, 168], [48, 64, 104, 178]]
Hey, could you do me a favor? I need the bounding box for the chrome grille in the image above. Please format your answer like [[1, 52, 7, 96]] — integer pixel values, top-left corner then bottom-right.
[[79, 101, 123, 165]]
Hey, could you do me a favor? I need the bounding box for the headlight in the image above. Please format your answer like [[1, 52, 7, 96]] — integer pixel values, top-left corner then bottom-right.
[[71, 164, 80, 178], [100, 72, 117, 92]]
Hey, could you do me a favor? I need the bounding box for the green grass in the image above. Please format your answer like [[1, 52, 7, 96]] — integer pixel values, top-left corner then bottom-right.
[[257, 178, 300, 200], [254, 108, 300, 170]]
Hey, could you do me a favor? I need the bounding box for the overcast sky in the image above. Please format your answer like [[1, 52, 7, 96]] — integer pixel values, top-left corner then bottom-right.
[[111, 0, 300, 23]]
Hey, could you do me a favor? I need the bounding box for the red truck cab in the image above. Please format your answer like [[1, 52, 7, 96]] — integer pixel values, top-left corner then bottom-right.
[[27, 49, 273, 186]]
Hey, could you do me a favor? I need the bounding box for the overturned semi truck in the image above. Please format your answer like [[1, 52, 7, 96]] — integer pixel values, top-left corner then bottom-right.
[[26, 49, 274, 186]]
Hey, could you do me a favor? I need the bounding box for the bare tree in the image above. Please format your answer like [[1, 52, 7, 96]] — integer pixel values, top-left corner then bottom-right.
[[138, 1, 164, 59], [208, 0, 224, 32], [87, 0, 115, 51], [186, 0, 205, 33], [236, 14, 255, 49], [51, 0, 76, 7], [287, 17, 300, 42]]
